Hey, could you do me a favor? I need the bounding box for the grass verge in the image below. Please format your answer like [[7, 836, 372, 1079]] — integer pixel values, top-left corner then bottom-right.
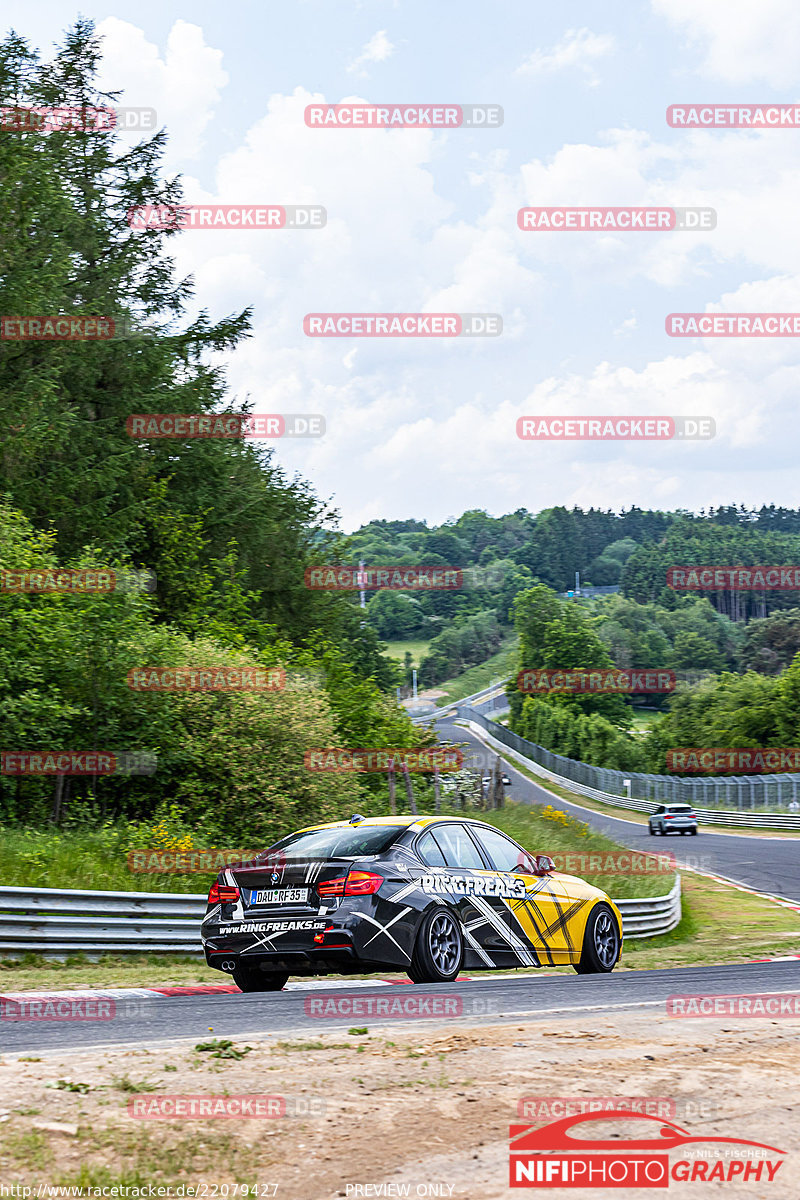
[[383, 638, 430, 666], [433, 639, 517, 706]]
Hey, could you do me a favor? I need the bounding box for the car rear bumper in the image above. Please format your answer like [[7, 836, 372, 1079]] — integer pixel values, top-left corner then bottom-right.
[[203, 923, 361, 974]]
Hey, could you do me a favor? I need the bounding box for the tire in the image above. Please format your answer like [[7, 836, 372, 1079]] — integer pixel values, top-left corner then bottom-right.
[[690, 828, 698, 836], [232, 964, 289, 993], [408, 907, 463, 983], [573, 903, 620, 974], [648, 825, 655, 836]]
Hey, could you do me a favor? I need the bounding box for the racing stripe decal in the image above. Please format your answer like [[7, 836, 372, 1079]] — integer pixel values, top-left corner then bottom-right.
[[460, 920, 496, 968], [356, 911, 409, 957], [361, 906, 413, 950], [470, 896, 538, 967]]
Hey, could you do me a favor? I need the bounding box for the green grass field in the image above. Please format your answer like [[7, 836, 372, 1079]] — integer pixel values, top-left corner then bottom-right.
[[629, 705, 663, 734], [383, 638, 430, 667], [433, 637, 517, 705]]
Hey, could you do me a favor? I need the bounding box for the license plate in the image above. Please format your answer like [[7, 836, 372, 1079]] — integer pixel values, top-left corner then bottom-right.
[[248, 887, 309, 905]]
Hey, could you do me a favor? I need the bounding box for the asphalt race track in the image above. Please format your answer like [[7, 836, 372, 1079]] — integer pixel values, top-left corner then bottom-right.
[[433, 714, 800, 904], [3, 960, 800, 1054], [2, 702, 797, 1059]]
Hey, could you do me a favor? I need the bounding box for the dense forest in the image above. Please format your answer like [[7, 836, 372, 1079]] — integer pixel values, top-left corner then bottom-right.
[[506, 583, 800, 776], [0, 24, 431, 840]]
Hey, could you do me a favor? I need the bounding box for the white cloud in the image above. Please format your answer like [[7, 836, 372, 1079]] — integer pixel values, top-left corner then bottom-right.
[[652, 0, 800, 86], [347, 30, 395, 78], [98, 21, 800, 527], [95, 18, 227, 159], [517, 28, 615, 86]]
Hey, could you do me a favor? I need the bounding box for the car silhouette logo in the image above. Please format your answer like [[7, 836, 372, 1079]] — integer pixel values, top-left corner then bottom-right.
[[510, 1110, 785, 1154]]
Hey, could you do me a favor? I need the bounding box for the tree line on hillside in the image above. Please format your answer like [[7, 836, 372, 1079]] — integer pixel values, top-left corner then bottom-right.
[[506, 583, 800, 776], [351, 505, 800, 651]]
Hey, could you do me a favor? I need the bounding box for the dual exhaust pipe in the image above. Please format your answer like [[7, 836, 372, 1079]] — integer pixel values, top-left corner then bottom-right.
[[219, 959, 237, 972]]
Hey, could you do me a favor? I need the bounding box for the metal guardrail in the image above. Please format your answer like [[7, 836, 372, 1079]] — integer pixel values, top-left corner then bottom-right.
[[457, 678, 800, 812], [459, 707, 800, 829], [0, 873, 679, 957], [613, 876, 681, 938], [0, 887, 206, 955]]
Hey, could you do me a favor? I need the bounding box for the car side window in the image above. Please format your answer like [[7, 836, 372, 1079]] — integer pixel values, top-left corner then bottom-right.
[[655, 805, 665, 814], [430, 824, 486, 870], [473, 827, 536, 873], [416, 829, 447, 867]]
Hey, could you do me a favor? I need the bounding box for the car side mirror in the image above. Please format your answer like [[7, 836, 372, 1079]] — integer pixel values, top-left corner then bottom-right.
[[535, 854, 555, 875]]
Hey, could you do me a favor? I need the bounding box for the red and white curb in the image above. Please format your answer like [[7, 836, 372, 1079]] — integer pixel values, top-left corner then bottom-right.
[[0, 978, 415, 1005], [3, 956, 799, 1009]]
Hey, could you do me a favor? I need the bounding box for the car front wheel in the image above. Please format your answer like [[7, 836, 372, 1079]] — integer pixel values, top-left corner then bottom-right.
[[232, 965, 289, 992], [573, 903, 620, 974], [408, 908, 463, 983]]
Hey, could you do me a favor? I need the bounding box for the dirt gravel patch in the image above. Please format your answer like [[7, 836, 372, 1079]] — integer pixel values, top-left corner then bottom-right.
[[0, 1010, 797, 1197]]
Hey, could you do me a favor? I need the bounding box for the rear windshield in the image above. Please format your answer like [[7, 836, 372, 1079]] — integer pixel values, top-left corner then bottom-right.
[[668, 805, 693, 812], [263, 825, 407, 860]]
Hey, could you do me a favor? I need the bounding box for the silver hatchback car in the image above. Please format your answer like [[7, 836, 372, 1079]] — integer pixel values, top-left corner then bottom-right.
[[648, 803, 698, 836]]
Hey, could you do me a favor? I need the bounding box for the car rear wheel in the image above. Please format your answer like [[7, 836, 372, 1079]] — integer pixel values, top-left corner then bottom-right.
[[648, 824, 655, 836], [573, 903, 620, 974], [408, 908, 463, 983], [232, 964, 289, 992], [690, 828, 698, 835]]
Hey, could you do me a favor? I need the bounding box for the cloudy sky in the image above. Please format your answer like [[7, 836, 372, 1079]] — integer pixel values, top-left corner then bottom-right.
[[20, 0, 800, 529]]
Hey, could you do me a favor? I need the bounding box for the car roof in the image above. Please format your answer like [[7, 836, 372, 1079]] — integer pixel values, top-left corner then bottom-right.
[[295, 814, 492, 834]]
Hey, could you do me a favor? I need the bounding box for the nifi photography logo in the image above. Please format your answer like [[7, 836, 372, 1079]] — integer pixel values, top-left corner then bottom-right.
[[509, 1111, 785, 1188]]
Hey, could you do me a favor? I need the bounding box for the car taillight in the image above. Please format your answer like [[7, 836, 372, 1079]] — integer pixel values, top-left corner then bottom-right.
[[208, 882, 240, 905], [318, 871, 383, 898], [664, 814, 674, 819], [317, 876, 346, 897], [345, 870, 383, 895]]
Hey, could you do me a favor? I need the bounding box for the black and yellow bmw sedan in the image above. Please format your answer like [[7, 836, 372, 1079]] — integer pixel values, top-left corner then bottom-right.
[[201, 814, 623, 992]]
